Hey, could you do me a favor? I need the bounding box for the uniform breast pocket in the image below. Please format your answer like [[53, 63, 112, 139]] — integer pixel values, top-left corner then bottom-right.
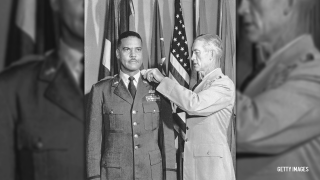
[[104, 104, 124, 131], [143, 102, 160, 131]]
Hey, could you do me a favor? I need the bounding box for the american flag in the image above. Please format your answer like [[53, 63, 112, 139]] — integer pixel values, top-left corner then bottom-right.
[[168, 0, 191, 88], [168, 1, 190, 179]]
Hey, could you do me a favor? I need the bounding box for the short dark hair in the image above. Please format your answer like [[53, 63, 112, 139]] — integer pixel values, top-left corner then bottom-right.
[[117, 31, 142, 48]]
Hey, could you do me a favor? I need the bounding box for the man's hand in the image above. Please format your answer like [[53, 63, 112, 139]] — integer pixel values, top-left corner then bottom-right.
[[141, 68, 165, 83]]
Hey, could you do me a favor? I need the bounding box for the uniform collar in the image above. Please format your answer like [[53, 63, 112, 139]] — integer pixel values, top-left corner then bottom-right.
[[201, 68, 223, 82], [266, 35, 312, 65], [119, 70, 140, 87], [59, 40, 83, 70]]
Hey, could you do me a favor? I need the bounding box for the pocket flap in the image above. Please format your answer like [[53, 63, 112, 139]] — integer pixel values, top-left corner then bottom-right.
[[194, 144, 223, 157], [102, 152, 121, 167], [104, 104, 124, 114], [149, 149, 162, 165], [143, 103, 160, 113]]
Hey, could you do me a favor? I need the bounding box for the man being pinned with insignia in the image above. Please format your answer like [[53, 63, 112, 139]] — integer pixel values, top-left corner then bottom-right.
[[86, 31, 177, 180], [236, 0, 320, 179], [142, 34, 235, 180], [0, 0, 85, 179]]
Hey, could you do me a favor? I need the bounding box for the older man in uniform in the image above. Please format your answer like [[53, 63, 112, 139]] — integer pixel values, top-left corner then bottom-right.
[[86, 31, 176, 180], [143, 34, 235, 180], [0, 0, 85, 179], [237, 0, 320, 179]]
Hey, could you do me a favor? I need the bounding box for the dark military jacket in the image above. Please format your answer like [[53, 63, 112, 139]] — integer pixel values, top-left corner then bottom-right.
[[0, 52, 85, 180], [86, 74, 177, 180]]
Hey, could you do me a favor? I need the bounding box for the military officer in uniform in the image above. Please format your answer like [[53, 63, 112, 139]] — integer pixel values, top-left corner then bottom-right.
[[86, 31, 177, 180], [237, 0, 320, 179], [142, 34, 235, 180], [0, 0, 85, 179]]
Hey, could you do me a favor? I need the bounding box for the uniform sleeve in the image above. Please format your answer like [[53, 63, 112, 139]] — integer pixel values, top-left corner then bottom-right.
[[86, 85, 104, 180], [237, 79, 320, 154], [156, 77, 234, 117], [159, 97, 177, 180], [0, 79, 16, 180]]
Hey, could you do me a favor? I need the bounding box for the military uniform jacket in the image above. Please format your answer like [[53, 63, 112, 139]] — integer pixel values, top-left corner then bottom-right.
[[237, 35, 320, 180], [86, 74, 176, 180], [157, 68, 236, 180], [0, 52, 85, 180]]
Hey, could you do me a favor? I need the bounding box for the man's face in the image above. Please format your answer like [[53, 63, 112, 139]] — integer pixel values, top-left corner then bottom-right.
[[55, 0, 84, 40], [117, 37, 143, 74], [191, 40, 213, 73], [238, 0, 288, 43]]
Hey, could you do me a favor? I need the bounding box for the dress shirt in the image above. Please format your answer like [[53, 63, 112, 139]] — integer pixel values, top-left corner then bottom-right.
[[119, 70, 140, 89], [59, 40, 84, 85]]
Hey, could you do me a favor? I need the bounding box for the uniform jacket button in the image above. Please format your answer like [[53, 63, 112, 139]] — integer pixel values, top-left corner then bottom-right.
[[134, 134, 139, 138], [35, 141, 43, 149], [133, 122, 137, 126], [132, 110, 137, 114], [134, 145, 139, 150]]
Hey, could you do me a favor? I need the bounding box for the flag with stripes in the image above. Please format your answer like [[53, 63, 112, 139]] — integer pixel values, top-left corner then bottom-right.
[[168, 0, 191, 179], [99, 0, 116, 79], [5, 0, 57, 67], [169, 0, 191, 89], [149, 0, 167, 75], [99, 0, 135, 80]]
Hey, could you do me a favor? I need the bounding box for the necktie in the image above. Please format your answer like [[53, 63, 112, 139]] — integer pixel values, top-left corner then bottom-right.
[[192, 79, 202, 91], [80, 57, 84, 92], [239, 63, 266, 92], [128, 76, 136, 98]]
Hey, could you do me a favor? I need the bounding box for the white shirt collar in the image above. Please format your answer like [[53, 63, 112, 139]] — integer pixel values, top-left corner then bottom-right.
[[58, 40, 83, 84], [119, 70, 140, 88], [266, 35, 307, 65], [200, 68, 221, 81]]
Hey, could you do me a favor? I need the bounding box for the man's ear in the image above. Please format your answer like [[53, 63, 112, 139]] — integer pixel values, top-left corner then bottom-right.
[[116, 49, 120, 59], [50, 0, 60, 12], [210, 50, 215, 61]]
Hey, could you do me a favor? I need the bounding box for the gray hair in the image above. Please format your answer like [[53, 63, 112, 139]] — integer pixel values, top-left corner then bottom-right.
[[195, 34, 223, 61]]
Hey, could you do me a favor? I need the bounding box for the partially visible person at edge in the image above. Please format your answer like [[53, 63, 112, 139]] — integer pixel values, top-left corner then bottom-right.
[[0, 0, 85, 179], [236, 0, 320, 179], [142, 34, 236, 180], [86, 31, 177, 180]]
